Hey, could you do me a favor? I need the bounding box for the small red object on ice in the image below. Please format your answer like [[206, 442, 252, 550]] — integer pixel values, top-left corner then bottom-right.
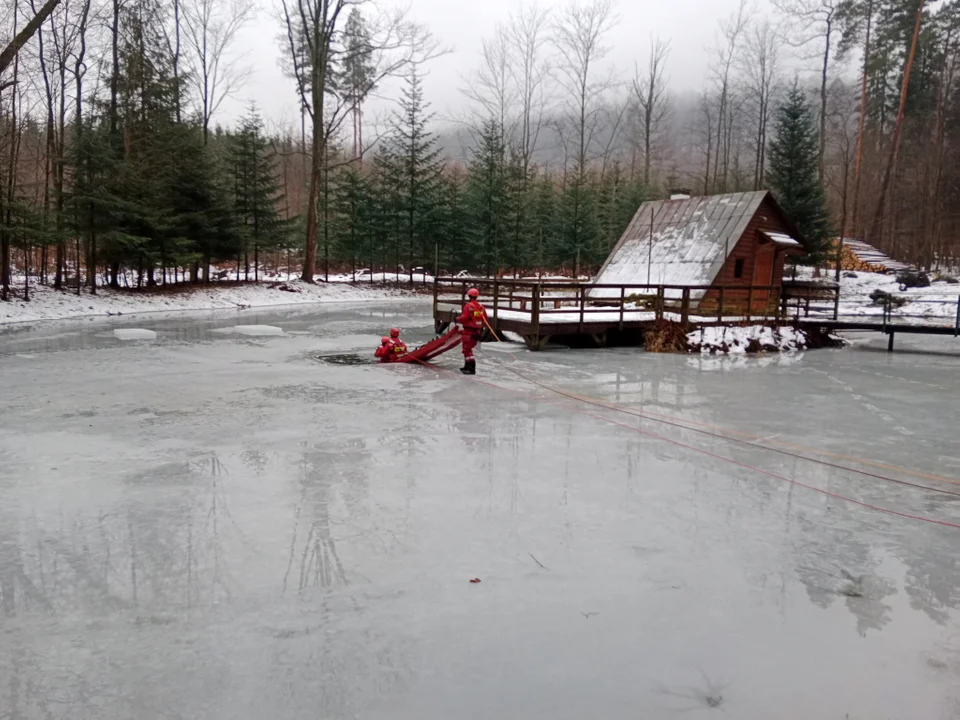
[[469, 578, 481, 584]]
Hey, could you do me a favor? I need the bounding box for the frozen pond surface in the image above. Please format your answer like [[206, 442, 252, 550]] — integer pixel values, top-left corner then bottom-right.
[[1, 302, 959, 719]]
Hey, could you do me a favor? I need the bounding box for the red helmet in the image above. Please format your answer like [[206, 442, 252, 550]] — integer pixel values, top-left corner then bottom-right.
[[467, 287, 479, 298], [390, 328, 400, 338], [381, 336, 390, 344]]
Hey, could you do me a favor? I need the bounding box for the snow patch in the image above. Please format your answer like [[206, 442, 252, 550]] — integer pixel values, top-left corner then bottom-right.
[[212, 325, 285, 337], [0, 278, 416, 325], [113, 328, 157, 341], [687, 325, 808, 355]]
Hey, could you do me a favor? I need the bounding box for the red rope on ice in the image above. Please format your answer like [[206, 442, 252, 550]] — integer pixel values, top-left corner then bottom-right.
[[410, 351, 960, 531]]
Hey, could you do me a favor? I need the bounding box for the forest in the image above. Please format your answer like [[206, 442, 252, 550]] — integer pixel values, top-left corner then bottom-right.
[[0, 0, 958, 299]]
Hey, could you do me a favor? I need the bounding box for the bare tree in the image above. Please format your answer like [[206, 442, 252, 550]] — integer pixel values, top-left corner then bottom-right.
[[739, 19, 780, 190], [278, 0, 441, 282], [707, 0, 750, 194], [631, 35, 670, 186], [461, 24, 514, 136], [507, 2, 551, 175], [0, 0, 63, 84], [772, 0, 839, 183], [552, 0, 616, 176], [181, 0, 254, 143], [824, 79, 857, 277]]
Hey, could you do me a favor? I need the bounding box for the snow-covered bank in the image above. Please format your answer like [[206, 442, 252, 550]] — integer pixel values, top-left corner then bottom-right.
[[795, 267, 960, 325], [0, 279, 419, 325], [686, 325, 846, 355]]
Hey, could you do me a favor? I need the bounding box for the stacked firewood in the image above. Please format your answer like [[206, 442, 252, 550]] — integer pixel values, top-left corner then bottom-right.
[[830, 242, 888, 273]]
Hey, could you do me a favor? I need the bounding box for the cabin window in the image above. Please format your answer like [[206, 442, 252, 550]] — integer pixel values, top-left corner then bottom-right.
[[734, 258, 745, 279]]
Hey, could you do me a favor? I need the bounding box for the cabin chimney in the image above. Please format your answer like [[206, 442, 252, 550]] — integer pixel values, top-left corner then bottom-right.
[[669, 188, 691, 200]]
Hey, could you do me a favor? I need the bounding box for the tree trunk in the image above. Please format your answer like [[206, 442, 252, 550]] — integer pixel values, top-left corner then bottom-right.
[[0, 0, 62, 77], [110, 0, 119, 135], [818, 18, 832, 184], [869, 0, 925, 246], [850, 2, 871, 238]]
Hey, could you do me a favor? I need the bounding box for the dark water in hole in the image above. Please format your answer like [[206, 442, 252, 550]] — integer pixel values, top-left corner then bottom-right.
[[318, 352, 372, 365]]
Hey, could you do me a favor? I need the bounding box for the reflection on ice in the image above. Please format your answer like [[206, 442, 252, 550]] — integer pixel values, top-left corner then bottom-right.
[[1, 304, 959, 719]]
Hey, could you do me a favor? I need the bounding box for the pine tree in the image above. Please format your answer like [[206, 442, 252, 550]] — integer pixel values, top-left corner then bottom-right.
[[766, 84, 832, 264], [333, 165, 375, 276], [529, 172, 558, 274], [502, 149, 531, 274], [557, 169, 601, 275], [230, 106, 284, 282], [436, 167, 467, 275], [339, 8, 377, 161], [464, 119, 507, 275], [381, 66, 444, 281]]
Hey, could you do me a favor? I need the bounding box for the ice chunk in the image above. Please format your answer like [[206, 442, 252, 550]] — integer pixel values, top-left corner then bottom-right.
[[113, 328, 157, 341]]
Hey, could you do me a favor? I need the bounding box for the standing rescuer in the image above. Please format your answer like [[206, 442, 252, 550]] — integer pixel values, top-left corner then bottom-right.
[[456, 287, 487, 375]]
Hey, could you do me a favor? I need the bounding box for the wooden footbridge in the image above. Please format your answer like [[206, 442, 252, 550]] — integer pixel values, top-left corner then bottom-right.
[[432, 277, 960, 351]]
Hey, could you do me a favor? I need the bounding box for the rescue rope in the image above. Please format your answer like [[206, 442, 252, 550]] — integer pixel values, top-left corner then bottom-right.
[[483, 357, 960, 498], [409, 348, 960, 530]]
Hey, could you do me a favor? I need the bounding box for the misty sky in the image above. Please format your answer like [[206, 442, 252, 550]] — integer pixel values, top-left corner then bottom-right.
[[222, 0, 798, 132]]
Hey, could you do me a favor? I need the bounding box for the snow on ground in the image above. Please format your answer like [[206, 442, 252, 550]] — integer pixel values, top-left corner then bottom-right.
[[687, 325, 814, 355], [795, 266, 960, 325], [0, 278, 417, 325]]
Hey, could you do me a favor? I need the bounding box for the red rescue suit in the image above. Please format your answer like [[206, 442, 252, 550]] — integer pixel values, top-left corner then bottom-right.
[[375, 337, 408, 362], [457, 299, 487, 360]]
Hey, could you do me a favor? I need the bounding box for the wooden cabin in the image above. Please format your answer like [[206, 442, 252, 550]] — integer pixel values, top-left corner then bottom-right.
[[591, 190, 809, 311]]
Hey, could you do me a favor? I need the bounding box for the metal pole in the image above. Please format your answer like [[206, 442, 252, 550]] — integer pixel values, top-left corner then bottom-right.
[[647, 205, 653, 286]]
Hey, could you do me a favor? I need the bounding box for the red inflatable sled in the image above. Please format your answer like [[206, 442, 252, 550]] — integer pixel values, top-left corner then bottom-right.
[[385, 327, 462, 364]]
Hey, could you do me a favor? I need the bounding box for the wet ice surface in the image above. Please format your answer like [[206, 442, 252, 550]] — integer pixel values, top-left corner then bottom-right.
[[1, 304, 960, 720]]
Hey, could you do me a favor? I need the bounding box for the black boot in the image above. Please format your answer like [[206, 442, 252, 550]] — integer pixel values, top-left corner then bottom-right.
[[460, 359, 476, 375]]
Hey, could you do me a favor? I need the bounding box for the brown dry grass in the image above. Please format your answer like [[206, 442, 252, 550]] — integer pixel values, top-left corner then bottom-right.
[[643, 320, 691, 353]]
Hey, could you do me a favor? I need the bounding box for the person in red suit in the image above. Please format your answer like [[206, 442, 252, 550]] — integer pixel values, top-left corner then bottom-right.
[[388, 328, 408, 357], [456, 287, 487, 375], [374, 336, 394, 362]]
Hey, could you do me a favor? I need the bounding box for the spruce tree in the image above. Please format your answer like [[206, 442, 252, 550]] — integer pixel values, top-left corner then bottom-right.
[[464, 119, 507, 275], [230, 106, 284, 282], [333, 166, 375, 276], [529, 173, 558, 274], [766, 84, 832, 264], [557, 170, 601, 276], [376, 67, 444, 281]]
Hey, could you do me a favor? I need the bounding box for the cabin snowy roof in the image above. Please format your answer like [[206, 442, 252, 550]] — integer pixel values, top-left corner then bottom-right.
[[591, 191, 791, 300]]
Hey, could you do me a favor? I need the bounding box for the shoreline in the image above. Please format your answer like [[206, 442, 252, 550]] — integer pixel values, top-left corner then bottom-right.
[[0, 280, 425, 327]]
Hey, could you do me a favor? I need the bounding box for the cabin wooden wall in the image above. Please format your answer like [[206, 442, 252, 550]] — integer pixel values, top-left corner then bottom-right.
[[701, 196, 798, 309]]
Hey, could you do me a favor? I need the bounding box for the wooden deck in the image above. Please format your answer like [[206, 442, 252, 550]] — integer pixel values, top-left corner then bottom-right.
[[432, 277, 960, 351]]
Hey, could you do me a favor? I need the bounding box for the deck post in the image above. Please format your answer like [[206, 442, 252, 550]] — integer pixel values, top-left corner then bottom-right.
[[773, 286, 782, 325], [955, 295, 959, 337], [619, 286, 625, 330], [432, 276, 439, 320], [833, 284, 840, 321], [681, 288, 690, 324], [578, 284, 585, 332], [717, 287, 724, 322], [888, 331, 895, 352], [656, 287, 664, 321], [493, 279, 500, 327], [746, 286, 753, 323], [532, 284, 541, 348]]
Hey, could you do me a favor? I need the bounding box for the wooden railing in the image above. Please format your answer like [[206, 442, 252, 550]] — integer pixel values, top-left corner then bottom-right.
[[433, 277, 838, 329]]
